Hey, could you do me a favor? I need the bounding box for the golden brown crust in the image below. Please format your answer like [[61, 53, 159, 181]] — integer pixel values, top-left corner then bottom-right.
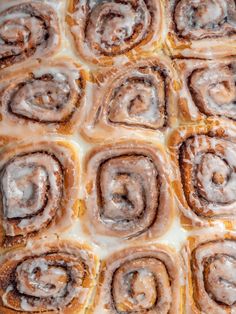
[[0, 240, 99, 314], [66, 0, 164, 66], [90, 244, 182, 314], [0, 137, 80, 247]]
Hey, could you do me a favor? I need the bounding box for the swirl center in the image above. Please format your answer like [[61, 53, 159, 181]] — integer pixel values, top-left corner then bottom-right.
[[109, 78, 159, 121], [85, 1, 151, 55], [13, 79, 70, 111], [98, 155, 158, 232], [99, 157, 146, 221], [174, 0, 236, 40], [0, 21, 30, 44], [188, 2, 224, 29], [0, 2, 59, 69], [209, 81, 235, 106], [189, 65, 236, 119], [107, 72, 165, 129], [0, 14, 47, 49], [5, 68, 79, 123], [99, 11, 134, 47], [196, 153, 235, 204], [2, 159, 48, 219], [0, 152, 63, 221], [112, 258, 159, 312], [204, 254, 236, 306], [16, 258, 68, 298]]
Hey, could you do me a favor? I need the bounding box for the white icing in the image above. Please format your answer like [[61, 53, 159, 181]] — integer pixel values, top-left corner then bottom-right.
[[0, 2, 236, 314]]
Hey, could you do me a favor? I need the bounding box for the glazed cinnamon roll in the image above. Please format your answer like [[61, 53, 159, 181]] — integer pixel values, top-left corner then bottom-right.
[[67, 0, 163, 65], [184, 234, 236, 314], [91, 245, 181, 313], [82, 141, 173, 240], [167, 0, 236, 58], [175, 58, 236, 123], [0, 138, 79, 247], [169, 124, 236, 227], [81, 57, 179, 141], [0, 240, 98, 314], [0, 60, 86, 134], [0, 1, 60, 70]]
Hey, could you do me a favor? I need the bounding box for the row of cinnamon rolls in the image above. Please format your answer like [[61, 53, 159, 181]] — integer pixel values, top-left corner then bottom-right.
[[0, 56, 236, 135], [0, 123, 235, 247], [0, 0, 236, 70], [0, 233, 235, 313]]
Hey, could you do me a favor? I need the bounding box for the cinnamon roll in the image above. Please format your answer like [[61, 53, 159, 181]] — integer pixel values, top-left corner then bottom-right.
[[81, 57, 179, 141], [82, 141, 173, 240], [0, 138, 79, 247], [0, 59, 86, 134], [91, 245, 181, 313], [166, 0, 236, 58], [67, 0, 163, 65], [0, 240, 98, 314], [0, 1, 60, 70], [169, 124, 236, 227], [184, 233, 236, 314], [175, 58, 236, 124]]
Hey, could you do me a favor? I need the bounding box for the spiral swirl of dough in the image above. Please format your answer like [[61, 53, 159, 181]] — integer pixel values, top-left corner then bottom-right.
[[0, 1, 60, 69]]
